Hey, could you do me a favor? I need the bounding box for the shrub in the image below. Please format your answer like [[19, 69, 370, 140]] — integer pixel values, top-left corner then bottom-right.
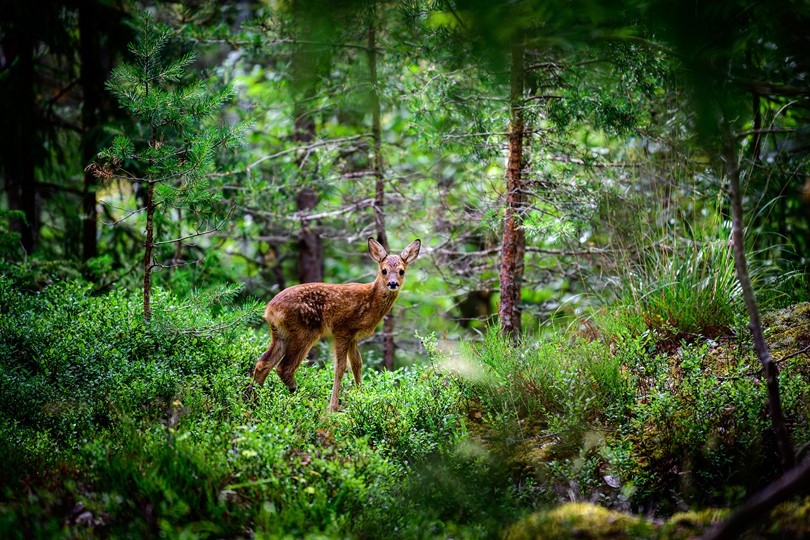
[[0, 277, 259, 456], [616, 236, 741, 341]]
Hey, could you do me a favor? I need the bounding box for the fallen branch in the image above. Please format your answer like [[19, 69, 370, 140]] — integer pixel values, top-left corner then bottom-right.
[[704, 457, 810, 540]]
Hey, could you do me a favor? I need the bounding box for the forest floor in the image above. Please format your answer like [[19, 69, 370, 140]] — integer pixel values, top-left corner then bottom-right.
[[1, 274, 809, 538], [464, 302, 810, 539]]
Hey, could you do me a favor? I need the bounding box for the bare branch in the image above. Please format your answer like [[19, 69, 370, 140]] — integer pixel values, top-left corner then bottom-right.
[[151, 210, 233, 246], [704, 458, 810, 540], [210, 134, 371, 178], [735, 128, 796, 138], [777, 343, 810, 363], [241, 198, 375, 222]]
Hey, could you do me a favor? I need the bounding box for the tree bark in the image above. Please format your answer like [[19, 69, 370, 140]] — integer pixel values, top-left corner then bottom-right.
[[367, 16, 395, 370], [723, 130, 794, 471], [79, 0, 104, 262], [499, 39, 526, 342], [296, 185, 323, 283], [291, 0, 323, 285], [2, 6, 37, 255], [143, 178, 155, 322]]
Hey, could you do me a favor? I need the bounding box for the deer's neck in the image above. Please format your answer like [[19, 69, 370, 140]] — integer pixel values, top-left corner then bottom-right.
[[368, 275, 399, 318]]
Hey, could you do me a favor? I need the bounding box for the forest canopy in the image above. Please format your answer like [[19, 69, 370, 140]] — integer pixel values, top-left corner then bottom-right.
[[1, 0, 809, 538]]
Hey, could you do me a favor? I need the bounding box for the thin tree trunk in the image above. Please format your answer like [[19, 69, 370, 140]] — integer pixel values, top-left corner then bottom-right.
[[143, 116, 157, 323], [2, 8, 37, 255], [80, 0, 103, 262], [172, 207, 183, 272], [704, 454, 810, 540], [723, 130, 794, 471], [499, 39, 526, 342], [296, 186, 323, 283], [143, 178, 155, 322], [291, 0, 323, 285], [293, 111, 322, 284], [367, 16, 395, 370]]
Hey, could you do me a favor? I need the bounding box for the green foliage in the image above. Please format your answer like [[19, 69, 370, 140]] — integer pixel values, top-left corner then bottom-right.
[[100, 12, 243, 185], [0, 274, 260, 459], [1, 270, 808, 537], [0, 272, 477, 538], [604, 197, 743, 341], [0, 210, 24, 262], [4, 2, 810, 538], [459, 325, 633, 429], [350, 369, 461, 455], [93, 11, 246, 308], [620, 237, 741, 339], [446, 306, 809, 517]]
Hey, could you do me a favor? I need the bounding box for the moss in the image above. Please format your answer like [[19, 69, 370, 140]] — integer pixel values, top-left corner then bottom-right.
[[659, 508, 727, 539], [761, 495, 810, 537], [762, 302, 810, 356], [504, 502, 658, 540]]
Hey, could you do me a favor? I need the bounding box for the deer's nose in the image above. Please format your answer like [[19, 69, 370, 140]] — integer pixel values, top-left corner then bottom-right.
[[387, 281, 399, 291]]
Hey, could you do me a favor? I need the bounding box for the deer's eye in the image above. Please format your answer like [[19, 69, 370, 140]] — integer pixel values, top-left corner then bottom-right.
[[399, 269, 405, 276], [381, 269, 387, 276]]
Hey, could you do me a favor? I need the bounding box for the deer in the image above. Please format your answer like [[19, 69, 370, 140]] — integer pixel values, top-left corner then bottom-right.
[[250, 238, 421, 412]]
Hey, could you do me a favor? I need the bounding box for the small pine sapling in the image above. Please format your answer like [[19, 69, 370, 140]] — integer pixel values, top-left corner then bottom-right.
[[91, 12, 246, 321]]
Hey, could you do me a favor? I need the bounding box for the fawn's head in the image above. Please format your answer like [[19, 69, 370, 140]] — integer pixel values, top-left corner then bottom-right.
[[368, 238, 421, 292]]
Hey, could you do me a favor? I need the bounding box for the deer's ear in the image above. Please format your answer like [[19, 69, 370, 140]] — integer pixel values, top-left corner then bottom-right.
[[368, 237, 388, 263], [400, 239, 421, 264]]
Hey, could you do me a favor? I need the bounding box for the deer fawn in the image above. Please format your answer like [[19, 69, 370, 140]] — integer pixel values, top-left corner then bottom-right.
[[251, 238, 421, 412]]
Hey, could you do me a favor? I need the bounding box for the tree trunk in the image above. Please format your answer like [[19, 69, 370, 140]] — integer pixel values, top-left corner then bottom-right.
[[143, 178, 155, 322], [79, 0, 104, 262], [293, 110, 322, 284], [367, 16, 395, 370], [291, 0, 323, 285], [296, 186, 323, 283], [723, 130, 794, 471], [499, 39, 526, 342], [2, 7, 37, 255]]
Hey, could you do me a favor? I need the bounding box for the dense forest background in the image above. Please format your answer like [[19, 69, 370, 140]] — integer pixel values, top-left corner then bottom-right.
[[1, 0, 810, 538]]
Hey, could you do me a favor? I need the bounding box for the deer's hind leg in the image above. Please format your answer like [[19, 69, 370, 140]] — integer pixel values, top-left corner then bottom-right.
[[275, 332, 319, 393], [252, 328, 288, 386]]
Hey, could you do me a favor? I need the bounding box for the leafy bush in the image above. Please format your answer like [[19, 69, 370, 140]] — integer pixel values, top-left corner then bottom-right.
[[0, 271, 475, 538], [450, 310, 809, 518], [2, 267, 808, 538], [340, 366, 464, 462], [616, 236, 741, 341], [0, 276, 259, 458]]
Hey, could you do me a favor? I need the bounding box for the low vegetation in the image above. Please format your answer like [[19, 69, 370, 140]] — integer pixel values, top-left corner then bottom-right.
[[1, 263, 808, 538]]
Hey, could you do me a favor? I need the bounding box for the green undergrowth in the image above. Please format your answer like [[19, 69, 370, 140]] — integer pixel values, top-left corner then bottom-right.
[[447, 305, 810, 532], [0, 272, 480, 538], [2, 268, 809, 538]]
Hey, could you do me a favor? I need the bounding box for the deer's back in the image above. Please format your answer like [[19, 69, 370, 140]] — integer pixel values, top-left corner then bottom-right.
[[265, 282, 394, 339]]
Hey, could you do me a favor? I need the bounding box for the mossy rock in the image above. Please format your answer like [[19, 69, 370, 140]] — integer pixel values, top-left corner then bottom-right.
[[659, 508, 727, 539], [504, 502, 658, 539], [763, 302, 810, 356], [760, 495, 810, 537]]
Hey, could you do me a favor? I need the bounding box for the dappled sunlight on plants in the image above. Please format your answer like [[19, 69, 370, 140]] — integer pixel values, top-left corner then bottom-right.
[[1, 271, 809, 538], [444, 301, 810, 535]]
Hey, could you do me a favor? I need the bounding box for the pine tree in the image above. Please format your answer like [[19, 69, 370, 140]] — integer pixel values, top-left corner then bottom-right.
[[93, 12, 245, 321]]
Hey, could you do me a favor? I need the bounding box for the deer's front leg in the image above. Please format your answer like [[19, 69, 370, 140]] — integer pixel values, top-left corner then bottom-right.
[[348, 340, 362, 388], [329, 339, 350, 412]]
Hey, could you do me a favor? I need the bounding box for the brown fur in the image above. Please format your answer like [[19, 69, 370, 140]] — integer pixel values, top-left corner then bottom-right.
[[251, 238, 421, 411]]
